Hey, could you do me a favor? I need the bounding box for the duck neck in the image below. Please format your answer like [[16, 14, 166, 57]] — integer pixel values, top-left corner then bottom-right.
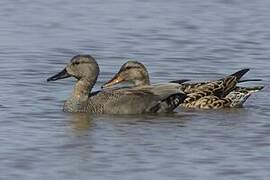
[[71, 77, 96, 101]]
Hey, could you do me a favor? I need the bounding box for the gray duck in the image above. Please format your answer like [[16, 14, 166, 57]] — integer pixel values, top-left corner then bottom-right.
[[47, 55, 187, 114]]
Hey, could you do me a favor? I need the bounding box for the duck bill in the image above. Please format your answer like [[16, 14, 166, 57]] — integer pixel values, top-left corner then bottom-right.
[[47, 68, 71, 82], [102, 73, 125, 88]]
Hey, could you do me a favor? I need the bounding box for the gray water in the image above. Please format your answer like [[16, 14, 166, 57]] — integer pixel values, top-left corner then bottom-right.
[[0, 0, 269, 179]]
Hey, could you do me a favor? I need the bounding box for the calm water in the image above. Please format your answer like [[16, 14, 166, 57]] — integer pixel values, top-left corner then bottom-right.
[[0, 0, 270, 179]]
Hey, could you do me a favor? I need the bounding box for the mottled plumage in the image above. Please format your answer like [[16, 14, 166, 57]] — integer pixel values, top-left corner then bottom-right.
[[181, 85, 264, 109], [176, 70, 264, 108]]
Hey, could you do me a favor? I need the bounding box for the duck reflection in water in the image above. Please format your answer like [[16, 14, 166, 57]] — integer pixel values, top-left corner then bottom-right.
[[68, 113, 93, 134]]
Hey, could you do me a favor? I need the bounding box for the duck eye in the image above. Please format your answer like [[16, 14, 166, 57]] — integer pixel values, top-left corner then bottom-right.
[[73, 62, 80, 65], [125, 66, 133, 70]]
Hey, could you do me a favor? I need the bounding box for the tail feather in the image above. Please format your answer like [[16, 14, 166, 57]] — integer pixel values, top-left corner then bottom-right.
[[238, 79, 262, 83], [229, 68, 250, 81], [234, 85, 264, 93], [169, 79, 190, 84], [226, 85, 263, 107], [219, 69, 250, 96]]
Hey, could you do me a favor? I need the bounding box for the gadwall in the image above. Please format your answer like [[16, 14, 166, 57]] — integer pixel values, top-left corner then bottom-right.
[[102, 61, 189, 88], [102, 61, 264, 109], [47, 55, 187, 114]]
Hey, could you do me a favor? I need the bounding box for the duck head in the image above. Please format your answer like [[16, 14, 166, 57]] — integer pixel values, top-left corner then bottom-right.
[[102, 61, 150, 88], [47, 55, 99, 83]]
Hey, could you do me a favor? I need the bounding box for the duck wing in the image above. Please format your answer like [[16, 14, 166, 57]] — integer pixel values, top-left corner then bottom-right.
[[148, 93, 187, 113], [131, 83, 186, 100], [97, 87, 186, 114]]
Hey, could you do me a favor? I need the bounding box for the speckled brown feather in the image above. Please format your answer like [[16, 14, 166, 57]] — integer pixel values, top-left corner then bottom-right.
[[180, 85, 264, 109], [178, 69, 262, 108], [180, 95, 232, 109]]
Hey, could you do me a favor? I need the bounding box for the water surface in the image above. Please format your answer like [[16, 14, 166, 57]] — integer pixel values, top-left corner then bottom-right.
[[0, 0, 269, 179]]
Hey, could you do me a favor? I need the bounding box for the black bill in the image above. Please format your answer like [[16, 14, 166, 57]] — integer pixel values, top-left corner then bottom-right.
[[47, 68, 71, 82]]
